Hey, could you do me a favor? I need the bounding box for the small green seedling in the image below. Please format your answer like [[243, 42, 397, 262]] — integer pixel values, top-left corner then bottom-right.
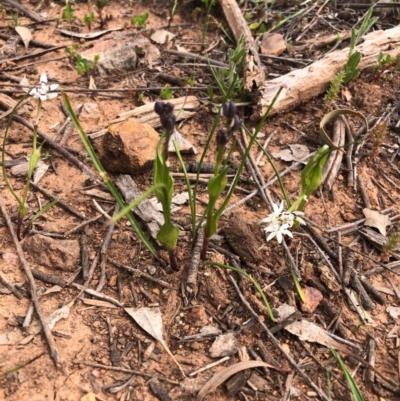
[[62, 3, 75, 25], [7, 13, 20, 29], [75, 54, 100, 75], [161, 84, 173, 100], [95, 0, 109, 29], [131, 12, 149, 28], [65, 44, 79, 60], [84, 12, 96, 31]]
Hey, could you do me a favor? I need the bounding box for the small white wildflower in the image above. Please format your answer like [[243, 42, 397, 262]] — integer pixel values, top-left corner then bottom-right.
[[264, 223, 293, 244], [260, 202, 306, 244], [260, 201, 283, 228], [24, 73, 59, 101]]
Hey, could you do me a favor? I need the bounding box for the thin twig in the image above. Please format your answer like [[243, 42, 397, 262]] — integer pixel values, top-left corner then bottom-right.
[[229, 275, 329, 401], [0, 194, 62, 368]]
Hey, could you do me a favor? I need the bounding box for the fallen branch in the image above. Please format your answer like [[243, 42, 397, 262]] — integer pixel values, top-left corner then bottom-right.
[[218, 0, 266, 91], [254, 26, 400, 119]]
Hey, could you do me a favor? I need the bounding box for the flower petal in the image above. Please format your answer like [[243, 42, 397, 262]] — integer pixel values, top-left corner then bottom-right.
[[49, 84, 59, 91], [39, 73, 47, 83], [46, 92, 58, 99], [266, 231, 277, 242]]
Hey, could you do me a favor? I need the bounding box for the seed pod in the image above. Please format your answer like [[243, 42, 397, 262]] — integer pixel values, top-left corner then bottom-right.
[[164, 102, 174, 115], [154, 101, 165, 116], [222, 100, 237, 119], [160, 113, 176, 131], [216, 129, 228, 149], [230, 114, 242, 133]]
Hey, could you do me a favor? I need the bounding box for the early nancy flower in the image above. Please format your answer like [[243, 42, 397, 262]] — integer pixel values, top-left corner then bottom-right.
[[25, 73, 59, 101], [260, 201, 306, 244]]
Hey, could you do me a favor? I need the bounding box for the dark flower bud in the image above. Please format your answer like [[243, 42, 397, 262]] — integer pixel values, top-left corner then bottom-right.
[[216, 129, 228, 148], [164, 102, 175, 115], [161, 113, 176, 131], [230, 114, 242, 133], [154, 101, 165, 116], [222, 101, 237, 119]]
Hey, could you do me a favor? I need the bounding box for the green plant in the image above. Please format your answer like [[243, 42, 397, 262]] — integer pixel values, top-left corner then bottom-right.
[[372, 52, 400, 81], [7, 12, 20, 29], [383, 232, 400, 253], [324, 8, 378, 107], [75, 54, 100, 75], [84, 12, 96, 31], [61, 3, 75, 25], [152, 102, 179, 270], [65, 44, 79, 60], [330, 348, 365, 401], [205, 261, 275, 321], [62, 94, 157, 258], [95, 0, 109, 29], [210, 35, 246, 99], [2, 74, 59, 239], [131, 12, 149, 28], [160, 84, 173, 100], [201, 0, 216, 48]]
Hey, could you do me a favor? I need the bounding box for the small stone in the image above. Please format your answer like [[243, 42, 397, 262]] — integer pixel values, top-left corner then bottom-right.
[[96, 120, 160, 175], [261, 33, 286, 56], [92, 321, 101, 328], [301, 286, 323, 313], [152, 288, 160, 295], [109, 274, 117, 287], [281, 343, 291, 354], [22, 234, 79, 271], [209, 332, 238, 358], [147, 266, 157, 275]]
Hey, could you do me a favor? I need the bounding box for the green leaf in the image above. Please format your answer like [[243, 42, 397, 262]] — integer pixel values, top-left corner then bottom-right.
[[207, 85, 214, 101], [131, 12, 149, 28], [320, 109, 367, 148], [157, 221, 179, 251], [28, 148, 41, 178], [207, 169, 227, 203], [62, 94, 157, 257]]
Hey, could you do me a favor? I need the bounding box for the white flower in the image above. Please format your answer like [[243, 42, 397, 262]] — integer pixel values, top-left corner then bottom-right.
[[264, 223, 293, 244], [260, 201, 283, 228], [24, 73, 59, 101], [260, 202, 306, 244]]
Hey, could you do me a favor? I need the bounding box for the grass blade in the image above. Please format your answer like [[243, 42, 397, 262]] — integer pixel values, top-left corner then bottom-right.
[[62, 94, 157, 257]]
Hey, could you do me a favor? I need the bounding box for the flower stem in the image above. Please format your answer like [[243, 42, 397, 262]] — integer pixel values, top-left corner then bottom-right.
[[200, 237, 209, 261], [168, 250, 178, 271]]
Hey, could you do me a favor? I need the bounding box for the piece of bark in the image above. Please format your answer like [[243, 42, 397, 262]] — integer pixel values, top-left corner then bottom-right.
[[254, 26, 400, 119], [323, 118, 345, 190], [223, 217, 263, 267], [115, 174, 164, 241], [218, 0, 266, 91]]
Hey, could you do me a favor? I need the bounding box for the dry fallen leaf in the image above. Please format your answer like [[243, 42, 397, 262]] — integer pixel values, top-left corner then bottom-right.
[[272, 144, 310, 163], [125, 307, 186, 377], [285, 319, 352, 354], [363, 208, 391, 236], [15, 26, 32, 49], [387, 306, 400, 320], [150, 29, 176, 44], [196, 361, 288, 401]]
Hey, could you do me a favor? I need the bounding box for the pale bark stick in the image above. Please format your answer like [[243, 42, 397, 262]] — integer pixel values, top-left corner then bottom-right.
[[218, 0, 266, 91], [254, 26, 400, 119]]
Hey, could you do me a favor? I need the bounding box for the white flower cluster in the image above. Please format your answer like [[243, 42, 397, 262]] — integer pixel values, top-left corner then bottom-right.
[[23, 73, 59, 101], [260, 201, 306, 244]]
